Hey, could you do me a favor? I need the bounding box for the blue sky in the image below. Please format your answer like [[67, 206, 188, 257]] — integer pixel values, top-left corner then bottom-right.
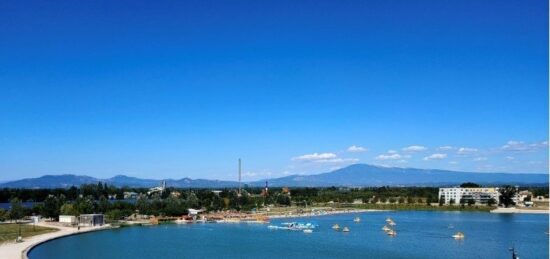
[[0, 0, 548, 181]]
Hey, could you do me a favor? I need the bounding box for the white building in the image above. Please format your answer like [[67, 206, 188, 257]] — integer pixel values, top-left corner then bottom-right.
[[59, 215, 77, 225], [438, 187, 500, 205]]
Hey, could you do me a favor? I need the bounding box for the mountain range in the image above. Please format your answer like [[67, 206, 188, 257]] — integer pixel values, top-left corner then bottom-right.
[[0, 164, 547, 189]]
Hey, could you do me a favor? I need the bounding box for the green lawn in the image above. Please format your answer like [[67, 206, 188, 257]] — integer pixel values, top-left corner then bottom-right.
[[0, 223, 58, 243]]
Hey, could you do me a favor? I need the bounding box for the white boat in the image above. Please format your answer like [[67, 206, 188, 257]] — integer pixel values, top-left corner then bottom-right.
[[268, 222, 317, 231], [387, 230, 397, 236], [342, 227, 350, 232], [382, 225, 390, 232], [452, 232, 465, 239], [353, 217, 361, 223], [332, 224, 340, 230], [303, 229, 313, 233]]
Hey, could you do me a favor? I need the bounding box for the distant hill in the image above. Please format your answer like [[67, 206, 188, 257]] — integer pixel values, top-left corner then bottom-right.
[[0, 174, 239, 189], [0, 164, 547, 188], [250, 164, 548, 187]]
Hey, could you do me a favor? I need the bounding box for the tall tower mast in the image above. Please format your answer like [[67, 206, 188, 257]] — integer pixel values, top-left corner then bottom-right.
[[238, 158, 242, 196]]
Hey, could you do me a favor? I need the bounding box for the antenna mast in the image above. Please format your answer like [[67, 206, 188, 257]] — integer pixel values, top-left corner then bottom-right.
[[238, 158, 242, 196]]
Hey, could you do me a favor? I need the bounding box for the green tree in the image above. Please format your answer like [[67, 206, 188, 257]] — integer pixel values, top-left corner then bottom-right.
[[467, 198, 475, 206], [0, 208, 8, 222], [136, 197, 151, 215], [185, 192, 199, 208], [499, 186, 517, 208], [60, 203, 78, 216], [105, 209, 124, 220], [164, 197, 187, 216], [460, 182, 480, 188], [75, 196, 95, 214], [97, 196, 111, 213], [9, 198, 25, 222], [41, 195, 61, 219], [487, 198, 497, 207], [209, 194, 224, 211], [276, 194, 291, 206]]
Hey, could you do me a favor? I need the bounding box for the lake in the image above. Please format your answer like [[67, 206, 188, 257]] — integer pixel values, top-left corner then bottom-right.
[[29, 211, 549, 259]]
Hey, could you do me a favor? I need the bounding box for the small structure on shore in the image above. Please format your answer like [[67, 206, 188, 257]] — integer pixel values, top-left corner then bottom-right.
[[79, 214, 105, 227], [59, 215, 77, 226]]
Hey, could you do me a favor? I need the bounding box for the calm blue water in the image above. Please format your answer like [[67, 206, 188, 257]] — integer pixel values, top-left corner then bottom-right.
[[0, 202, 40, 210], [29, 211, 548, 259]]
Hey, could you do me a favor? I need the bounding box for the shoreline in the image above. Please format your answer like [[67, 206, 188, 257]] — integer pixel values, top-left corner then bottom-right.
[[266, 209, 389, 219], [490, 207, 549, 214], [0, 222, 112, 259]]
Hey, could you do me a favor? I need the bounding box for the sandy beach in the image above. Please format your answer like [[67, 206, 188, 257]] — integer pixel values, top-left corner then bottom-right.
[[0, 222, 112, 259], [490, 207, 549, 214]]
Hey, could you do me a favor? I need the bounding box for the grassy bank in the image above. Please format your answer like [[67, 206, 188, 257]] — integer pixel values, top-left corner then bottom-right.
[[0, 223, 58, 243]]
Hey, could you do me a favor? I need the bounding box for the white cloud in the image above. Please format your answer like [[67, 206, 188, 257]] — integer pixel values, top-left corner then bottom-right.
[[473, 157, 488, 161], [457, 147, 478, 155], [505, 156, 515, 161], [375, 153, 402, 160], [501, 140, 548, 152], [423, 153, 447, 161], [291, 152, 359, 166], [438, 146, 455, 151], [402, 145, 427, 152], [375, 149, 412, 161], [314, 158, 359, 164], [449, 161, 458, 165], [292, 152, 337, 161], [347, 145, 367, 153]]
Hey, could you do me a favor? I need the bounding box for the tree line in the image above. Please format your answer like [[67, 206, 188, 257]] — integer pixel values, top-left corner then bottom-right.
[[0, 183, 547, 222]]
